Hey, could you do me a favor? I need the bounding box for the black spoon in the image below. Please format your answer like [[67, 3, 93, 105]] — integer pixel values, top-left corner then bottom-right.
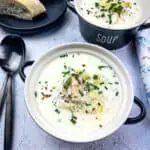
[[0, 45, 11, 118], [0, 35, 25, 150]]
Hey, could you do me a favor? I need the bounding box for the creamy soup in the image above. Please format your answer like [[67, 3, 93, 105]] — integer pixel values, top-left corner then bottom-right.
[[35, 52, 122, 136], [79, 0, 142, 29]]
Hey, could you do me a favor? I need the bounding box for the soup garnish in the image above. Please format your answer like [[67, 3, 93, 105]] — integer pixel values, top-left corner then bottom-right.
[[35, 52, 121, 128], [80, 0, 141, 28]]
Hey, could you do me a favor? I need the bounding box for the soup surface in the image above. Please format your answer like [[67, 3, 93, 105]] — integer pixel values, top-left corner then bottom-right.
[[35, 52, 122, 135], [79, 0, 142, 29]]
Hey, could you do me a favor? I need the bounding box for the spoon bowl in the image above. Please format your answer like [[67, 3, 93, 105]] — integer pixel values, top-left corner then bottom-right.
[[1, 35, 25, 74], [0, 35, 26, 117]]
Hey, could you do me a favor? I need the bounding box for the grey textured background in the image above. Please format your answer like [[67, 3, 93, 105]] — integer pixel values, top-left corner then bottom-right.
[[0, 10, 150, 150]]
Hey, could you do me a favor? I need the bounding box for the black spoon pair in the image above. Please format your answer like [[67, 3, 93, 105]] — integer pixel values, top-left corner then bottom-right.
[[0, 35, 25, 150]]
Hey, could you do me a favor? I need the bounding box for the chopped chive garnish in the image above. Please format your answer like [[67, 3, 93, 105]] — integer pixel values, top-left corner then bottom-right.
[[105, 86, 108, 90], [63, 77, 72, 89], [98, 102, 101, 106], [79, 90, 84, 96], [68, 94, 72, 99], [55, 108, 60, 114], [82, 64, 86, 67], [101, 13, 105, 17], [108, 13, 112, 24], [95, 2, 99, 8], [70, 113, 77, 124], [96, 15, 101, 18], [34, 91, 37, 98], [93, 74, 99, 80], [64, 64, 67, 69], [115, 82, 119, 84], [85, 82, 99, 91], [70, 118, 76, 124], [85, 103, 91, 106], [100, 82, 104, 85], [41, 92, 44, 96], [62, 71, 70, 77], [86, 10, 91, 15], [115, 91, 119, 96], [60, 54, 68, 58], [98, 66, 108, 70]]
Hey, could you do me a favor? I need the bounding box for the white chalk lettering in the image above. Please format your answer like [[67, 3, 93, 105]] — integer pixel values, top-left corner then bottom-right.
[[96, 33, 119, 44]]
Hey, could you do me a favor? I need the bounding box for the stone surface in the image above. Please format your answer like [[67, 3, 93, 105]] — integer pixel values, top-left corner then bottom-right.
[[0, 10, 150, 150]]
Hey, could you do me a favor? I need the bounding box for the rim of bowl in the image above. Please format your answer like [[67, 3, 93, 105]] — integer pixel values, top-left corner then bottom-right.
[[74, 0, 149, 31], [24, 43, 134, 143]]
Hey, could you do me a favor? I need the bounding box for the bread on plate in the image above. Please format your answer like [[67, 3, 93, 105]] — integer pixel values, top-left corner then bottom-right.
[[0, 0, 46, 20]]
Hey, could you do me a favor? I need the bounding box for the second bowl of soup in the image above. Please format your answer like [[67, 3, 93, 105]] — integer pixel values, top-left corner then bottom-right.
[[67, 0, 150, 50]]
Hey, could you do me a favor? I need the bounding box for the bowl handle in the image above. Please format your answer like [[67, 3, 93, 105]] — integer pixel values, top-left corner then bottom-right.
[[138, 23, 150, 31], [125, 96, 146, 125], [138, 17, 150, 30], [19, 61, 34, 82], [66, 0, 77, 13]]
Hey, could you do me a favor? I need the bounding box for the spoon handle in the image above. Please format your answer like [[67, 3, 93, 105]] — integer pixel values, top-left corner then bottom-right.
[[4, 75, 13, 150], [0, 74, 8, 119]]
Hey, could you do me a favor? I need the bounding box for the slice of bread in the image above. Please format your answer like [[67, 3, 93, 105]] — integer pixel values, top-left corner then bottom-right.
[[0, 0, 46, 20]]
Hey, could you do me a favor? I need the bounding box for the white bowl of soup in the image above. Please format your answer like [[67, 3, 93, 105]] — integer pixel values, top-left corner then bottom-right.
[[67, 0, 150, 50], [21, 43, 146, 142]]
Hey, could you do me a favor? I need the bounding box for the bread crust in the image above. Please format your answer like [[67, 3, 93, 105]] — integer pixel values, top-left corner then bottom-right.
[[0, 0, 46, 20]]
